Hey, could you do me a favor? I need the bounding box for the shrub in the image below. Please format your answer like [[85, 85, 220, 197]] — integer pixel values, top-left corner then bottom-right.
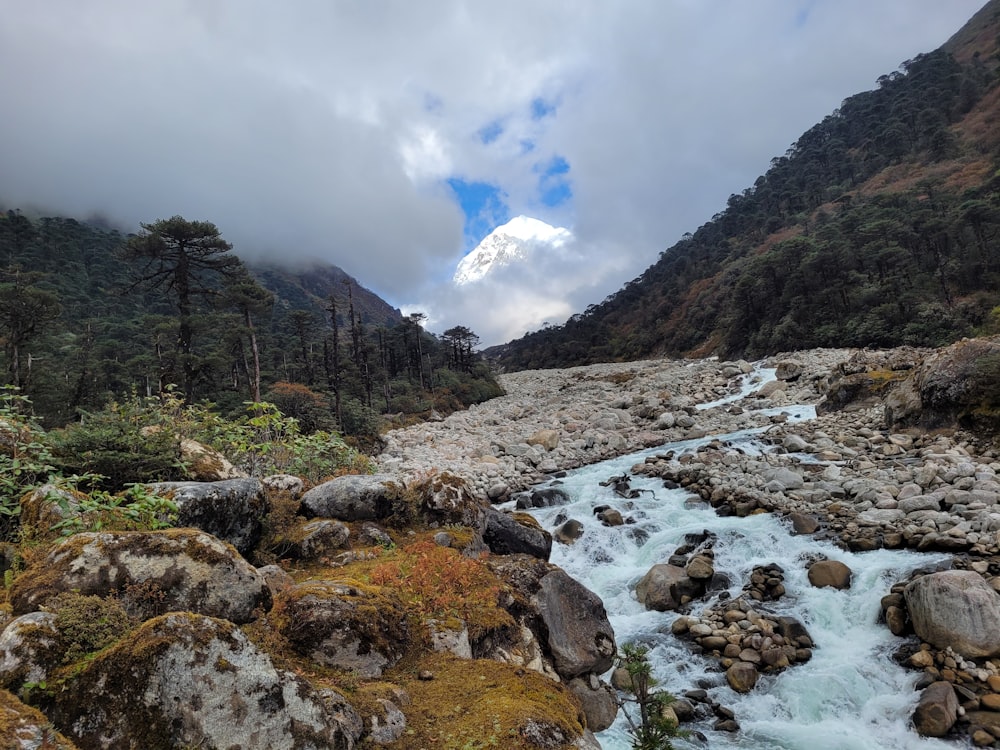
[[48, 482, 178, 536], [183, 400, 373, 481], [262, 382, 333, 434], [47, 395, 185, 491], [0, 388, 57, 540], [616, 643, 687, 750], [369, 540, 512, 638]]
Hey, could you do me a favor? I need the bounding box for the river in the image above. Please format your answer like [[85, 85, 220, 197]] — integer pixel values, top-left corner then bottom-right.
[[518, 385, 961, 749]]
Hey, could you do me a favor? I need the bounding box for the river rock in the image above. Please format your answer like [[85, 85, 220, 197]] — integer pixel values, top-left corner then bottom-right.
[[566, 676, 618, 732], [807, 560, 852, 590], [635, 564, 690, 611], [9, 530, 271, 624], [300, 473, 400, 521], [685, 554, 715, 580], [787, 512, 819, 535], [533, 569, 616, 679], [515, 487, 572, 509], [913, 681, 959, 737], [905, 571, 1000, 658], [483, 509, 552, 560], [527, 429, 560, 451], [726, 661, 758, 693], [554, 519, 584, 544], [762, 467, 804, 492]]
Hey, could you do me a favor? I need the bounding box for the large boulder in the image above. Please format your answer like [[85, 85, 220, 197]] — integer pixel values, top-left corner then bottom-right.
[[150, 478, 268, 555], [300, 474, 401, 521], [408, 471, 489, 529], [274, 581, 409, 678], [726, 661, 759, 693], [634, 564, 694, 612], [179, 438, 246, 481], [483, 509, 552, 560], [904, 571, 1000, 658], [47, 613, 362, 750], [9, 530, 271, 624], [533, 569, 616, 679], [912, 681, 958, 737], [486, 556, 616, 681], [885, 337, 1000, 430]]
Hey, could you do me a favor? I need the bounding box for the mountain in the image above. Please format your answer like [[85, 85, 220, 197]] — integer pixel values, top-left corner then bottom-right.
[[453, 215, 572, 285], [489, 0, 1000, 371], [249, 261, 401, 328]]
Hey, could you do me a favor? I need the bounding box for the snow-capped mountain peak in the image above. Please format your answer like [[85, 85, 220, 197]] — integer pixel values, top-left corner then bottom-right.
[[453, 215, 572, 285]]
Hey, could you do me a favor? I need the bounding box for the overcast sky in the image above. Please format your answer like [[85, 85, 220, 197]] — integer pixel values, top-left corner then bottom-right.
[[0, 1, 986, 346]]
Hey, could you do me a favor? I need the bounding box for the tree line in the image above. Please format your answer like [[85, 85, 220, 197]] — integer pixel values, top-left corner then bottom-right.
[[0, 212, 501, 446]]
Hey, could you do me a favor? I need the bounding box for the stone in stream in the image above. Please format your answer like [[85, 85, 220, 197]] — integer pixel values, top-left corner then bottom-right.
[[912, 681, 958, 737], [904, 571, 1000, 658], [807, 560, 853, 590]]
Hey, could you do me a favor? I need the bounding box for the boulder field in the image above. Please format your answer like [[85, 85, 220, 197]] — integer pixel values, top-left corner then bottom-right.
[[1, 339, 1000, 747]]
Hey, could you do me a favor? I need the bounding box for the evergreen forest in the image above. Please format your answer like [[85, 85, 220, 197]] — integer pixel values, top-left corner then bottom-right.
[[0, 212, 502, 447]]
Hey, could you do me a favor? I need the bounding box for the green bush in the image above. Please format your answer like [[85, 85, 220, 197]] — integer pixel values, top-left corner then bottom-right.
[[183, 400, 373, 481], [47, 396, 186, 492], [0, 388, 57, 540]]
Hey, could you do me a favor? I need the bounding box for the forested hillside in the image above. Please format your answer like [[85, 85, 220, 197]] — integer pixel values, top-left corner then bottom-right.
[[491, 1, 1000, 369], [0, 213, 500, 442]]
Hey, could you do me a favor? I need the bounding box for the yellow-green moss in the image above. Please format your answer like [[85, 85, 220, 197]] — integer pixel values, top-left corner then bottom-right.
[[386, 652, 585, 749]]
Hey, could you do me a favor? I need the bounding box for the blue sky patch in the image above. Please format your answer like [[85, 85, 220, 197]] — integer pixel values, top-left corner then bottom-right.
[[478, 119, 504, 144], [530, 97, 557, 120], [447, 177, 510, 250], [535, 155, 572, 208]]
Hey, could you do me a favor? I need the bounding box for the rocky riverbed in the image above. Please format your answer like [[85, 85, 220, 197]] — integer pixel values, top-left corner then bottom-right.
[[378, 341, 1000, 746]]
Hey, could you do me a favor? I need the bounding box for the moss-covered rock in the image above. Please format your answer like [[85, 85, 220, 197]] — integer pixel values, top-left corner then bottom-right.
[[47, 613, 361, 750], [0, 611, 62, 694], [273, 518, 351, 561], [9, 529, 271, 624], [274, 581, 409, 679], [885, 336, 1000, 430], [0, 688, 79, 749]]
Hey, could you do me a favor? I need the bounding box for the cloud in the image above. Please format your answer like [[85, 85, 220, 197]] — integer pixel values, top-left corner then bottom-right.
[[0, 0, 984, 335]]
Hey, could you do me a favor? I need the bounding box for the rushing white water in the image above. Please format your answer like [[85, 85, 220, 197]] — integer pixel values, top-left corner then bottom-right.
[[520, 421, 959, 749]]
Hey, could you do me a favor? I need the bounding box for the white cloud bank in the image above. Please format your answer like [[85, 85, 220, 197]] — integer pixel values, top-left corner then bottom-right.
[[0, 0, 985, 345]]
